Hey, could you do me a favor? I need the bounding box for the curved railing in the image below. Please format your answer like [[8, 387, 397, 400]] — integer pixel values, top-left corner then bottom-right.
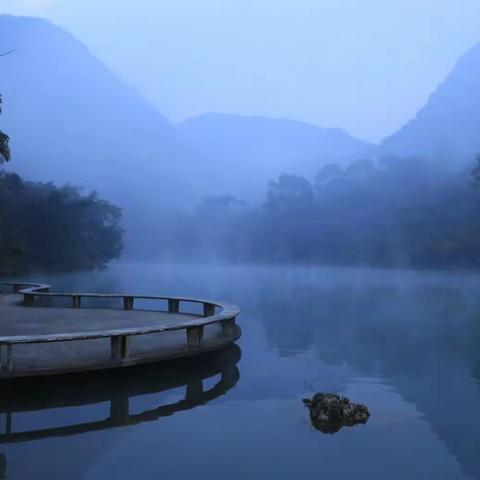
[[0, 282, 240, 375]]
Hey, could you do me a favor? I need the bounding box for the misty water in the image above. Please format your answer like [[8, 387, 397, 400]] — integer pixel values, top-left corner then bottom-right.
[[2, 261, 480, 479]]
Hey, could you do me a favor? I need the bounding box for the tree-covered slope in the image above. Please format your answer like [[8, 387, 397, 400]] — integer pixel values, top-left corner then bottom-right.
[[0, 172, 123, 273]]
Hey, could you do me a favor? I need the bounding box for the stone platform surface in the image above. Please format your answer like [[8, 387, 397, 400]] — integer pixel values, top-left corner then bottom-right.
[[0, 294, 240, 378]]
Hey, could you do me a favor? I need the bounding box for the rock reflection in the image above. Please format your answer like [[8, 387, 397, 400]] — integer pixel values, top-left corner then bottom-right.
[[0, 345, 240, 444]]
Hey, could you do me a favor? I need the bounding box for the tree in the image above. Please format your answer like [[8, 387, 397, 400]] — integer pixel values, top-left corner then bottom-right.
[[471, 154, 480, 185], [266, 174, 314, 214], [0, 95, 10, 162], [0, 173, 123, 272], [315, 163, 343, 188]]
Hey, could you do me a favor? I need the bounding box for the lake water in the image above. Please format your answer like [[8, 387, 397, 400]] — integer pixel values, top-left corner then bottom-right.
[[2, 262, 480, 479]]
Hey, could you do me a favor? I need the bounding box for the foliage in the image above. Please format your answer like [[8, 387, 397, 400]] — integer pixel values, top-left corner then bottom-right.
[[166, 156, 480, 268], [0, 95, 10, 162], [0, 172, 123, 273]]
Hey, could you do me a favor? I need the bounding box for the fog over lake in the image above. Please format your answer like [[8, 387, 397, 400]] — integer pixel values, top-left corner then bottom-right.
[[1, 262, 479, 479]]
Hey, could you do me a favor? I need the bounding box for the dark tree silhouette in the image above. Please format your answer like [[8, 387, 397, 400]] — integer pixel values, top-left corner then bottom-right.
[[160, 155, 480, 268], [0, 95, 10, 162]]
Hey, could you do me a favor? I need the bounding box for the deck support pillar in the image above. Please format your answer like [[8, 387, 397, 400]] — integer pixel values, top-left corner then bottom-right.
[[221, 366, 237, 385], [5, 412, 12, 435], [168, 299, 179, 313], [187, 326, 204, 347], [0, 344, 12, 371], [203, 303, 215, 317], [186, 379, 203, 401], [221, 318, 236, 337], [110, 397, 130, 424], [23, 294, 34, 306], [111, 335, 129, 360], [72, 296, 81, 308], [123, 296, 134, 310]]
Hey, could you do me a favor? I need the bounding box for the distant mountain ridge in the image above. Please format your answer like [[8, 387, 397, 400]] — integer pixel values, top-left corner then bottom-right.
[[0, 14, 374, 207], [2, 13, 479, 214], [0, 14, 182, 208], [178, 113, 373, 200], [381, 42, 480, 163]]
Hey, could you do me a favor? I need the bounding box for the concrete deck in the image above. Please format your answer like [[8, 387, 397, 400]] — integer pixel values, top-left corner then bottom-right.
[[0, 293, 241, 378]]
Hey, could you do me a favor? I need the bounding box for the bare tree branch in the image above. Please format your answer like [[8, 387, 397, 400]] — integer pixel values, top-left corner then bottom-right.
[[0, 50, 16, 58]]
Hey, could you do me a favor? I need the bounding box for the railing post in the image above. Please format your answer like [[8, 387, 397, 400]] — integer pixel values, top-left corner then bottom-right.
[[110, 396, 130, 424], [187, 326, 204, 347], [23, 294, 34, 306], [111, 335, 129, 360], [72, 295, 81, 308], [123, 296, 134, 310], [221, 317, 236, 337], [168, 299, 179, 313], [5, 412, 12, 435], [221, 366, 238, 385], [186, 379, 203, 401], [0, 344, 12, 371], [203, 303, 215, 317]]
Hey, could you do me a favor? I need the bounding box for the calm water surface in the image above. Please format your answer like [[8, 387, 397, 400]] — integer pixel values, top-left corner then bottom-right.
[[2, 262, 480, 479]]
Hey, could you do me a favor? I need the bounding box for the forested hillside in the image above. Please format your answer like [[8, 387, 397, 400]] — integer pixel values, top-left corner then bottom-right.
[[0, 172, 123, 273], [162, 156, 480, 268], [0, 94, 123, 274]]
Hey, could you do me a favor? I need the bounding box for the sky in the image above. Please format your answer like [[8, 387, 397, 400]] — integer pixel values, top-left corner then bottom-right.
[[2, 0, 480, 143]]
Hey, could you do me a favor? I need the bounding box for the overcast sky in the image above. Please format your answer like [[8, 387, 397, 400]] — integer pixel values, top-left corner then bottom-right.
[[3, 0, 480, 142]]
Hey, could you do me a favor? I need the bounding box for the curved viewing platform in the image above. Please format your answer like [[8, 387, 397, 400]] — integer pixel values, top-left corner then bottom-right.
[[0, 282, 241, 379]]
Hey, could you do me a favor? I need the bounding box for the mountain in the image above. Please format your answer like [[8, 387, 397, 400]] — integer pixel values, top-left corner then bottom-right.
[[382, 43, 480, 164], [0, 15, 185, 209], [177, 113, 373, 200], [0, 15, 374, 209]]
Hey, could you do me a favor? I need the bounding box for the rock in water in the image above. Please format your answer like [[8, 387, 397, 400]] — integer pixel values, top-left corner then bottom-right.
[[303, 392, 370, 434]]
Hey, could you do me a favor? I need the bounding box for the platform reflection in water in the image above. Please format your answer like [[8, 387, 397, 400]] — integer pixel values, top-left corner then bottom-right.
[[0, 345, 240, 446]]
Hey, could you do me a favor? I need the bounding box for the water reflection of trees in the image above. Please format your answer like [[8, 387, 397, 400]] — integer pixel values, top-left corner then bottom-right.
[[258, 278, 480, 478], [259, 281, 479, 366]]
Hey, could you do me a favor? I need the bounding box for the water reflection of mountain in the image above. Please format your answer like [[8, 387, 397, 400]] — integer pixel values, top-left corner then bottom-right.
[[0, 346, 240, 478], [258, 279, 480, 478]]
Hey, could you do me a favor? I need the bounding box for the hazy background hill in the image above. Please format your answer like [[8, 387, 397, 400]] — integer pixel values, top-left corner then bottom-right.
[[0, 15, 376, 208], [382, 42, 480, 164], [1, 9, 480, 265], [178, 113, 373, 201], [2, 14, 480, 219], [0, 14, 185, 210]]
